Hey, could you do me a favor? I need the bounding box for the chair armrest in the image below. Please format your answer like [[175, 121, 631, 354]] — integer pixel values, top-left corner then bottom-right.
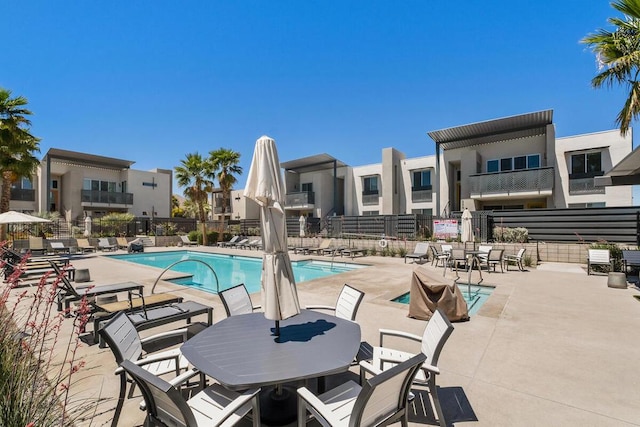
[[378, 328, 421, 346], [359, 360, 382, 383], [114, 348, 181, 375], [168, 368, 201, 387], [305, 304, 336, 312], [214, 387, 261, 425], [421, 363, 440, 375], [252, 304, 262, 311], [297, 386, 343, 426], [139, 328, 189, 346]]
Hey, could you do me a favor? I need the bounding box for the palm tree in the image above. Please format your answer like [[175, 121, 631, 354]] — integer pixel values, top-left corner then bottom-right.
[[174, 153, 214, 245], [209, 148, 242, 234], [0, 88, 41, 240], [582, 0, 640, 136]]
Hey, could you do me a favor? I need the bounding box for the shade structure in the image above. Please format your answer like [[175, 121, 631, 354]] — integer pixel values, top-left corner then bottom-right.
[[461, 208, 474, 243], [299, 215, 306, 237], [244, 136, 301, 328], [84, 216, 92, 237], [0, 211, 50, 225]]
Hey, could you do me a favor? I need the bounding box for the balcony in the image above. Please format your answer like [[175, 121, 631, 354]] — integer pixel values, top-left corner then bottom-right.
[[284, 191, 315, 209], [10, 188, 35, 202], [411, 186, 432, 203], [81, 190, 133, 206], [569, 172, 606, 195], [469, 167, 554, 199], [362, 191, 380, 206]]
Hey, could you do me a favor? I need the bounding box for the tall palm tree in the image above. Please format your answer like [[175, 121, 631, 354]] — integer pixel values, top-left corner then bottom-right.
[[174, 153, 214, 245], [582, 0, 640, 136], [209, 148, 242, 234], [0, 88, 41, 240]]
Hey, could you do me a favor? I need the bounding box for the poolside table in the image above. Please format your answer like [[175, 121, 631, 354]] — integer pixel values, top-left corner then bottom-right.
[[181, 309, 361, 426]]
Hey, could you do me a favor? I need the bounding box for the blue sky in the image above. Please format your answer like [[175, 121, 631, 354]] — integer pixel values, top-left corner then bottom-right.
[[2, 1, 636, 196]]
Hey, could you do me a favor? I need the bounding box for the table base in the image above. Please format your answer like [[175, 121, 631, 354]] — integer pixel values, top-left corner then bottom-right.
[[259, 385, 297, 426]]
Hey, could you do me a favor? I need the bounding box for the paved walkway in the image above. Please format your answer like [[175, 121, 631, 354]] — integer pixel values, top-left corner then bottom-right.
[[16, 246, 640, 426]]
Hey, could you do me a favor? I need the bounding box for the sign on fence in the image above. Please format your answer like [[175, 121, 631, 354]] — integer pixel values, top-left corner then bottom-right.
[[433, 219, 458, 239]]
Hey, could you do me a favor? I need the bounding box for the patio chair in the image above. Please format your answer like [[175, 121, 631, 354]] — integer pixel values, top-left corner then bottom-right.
[[297, 353, 427, 427], [587, 249, 613, 275], [448, 248, 468, 271], [476, 245, 493, 263], [405, 242, 430, 264], [306, 284, 364, 321], [116, 237, 129, 250], [622, 249, 640, 276], [28, 236, 45, 255], [98, 237, 117, 251], [76, 238, 96, 253], [239, 238, 260, 249], [227, 238, 249, 249], [120, 359, 261, 427], [99, 312, 194, 427], [504, 248, 526, 271], [180, 235, 198, 246], [246, 239, 263, 250], [366, 308, 454, 427], [430, 245, 450, 268], [219, 283, 261, 317], [482, 249, 504, 273]]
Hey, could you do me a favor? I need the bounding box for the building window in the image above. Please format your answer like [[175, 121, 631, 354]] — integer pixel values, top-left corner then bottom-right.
[[362, 210, 379, 216], [301, 183, 313, 193], [411, 170, 431, 190], [487, 154, 541, 173], [571, 151, 602, 178], [84, 179, 117, 192], [411, 208, 432, 215], [363, 176, 379, 195], [568, 202, 606, 208], [21, 177, 32, 190]]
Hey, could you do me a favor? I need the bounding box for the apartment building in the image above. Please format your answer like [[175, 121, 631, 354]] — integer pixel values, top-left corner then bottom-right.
[[8, 148, 173, 222], [276, 110, 633, 220]]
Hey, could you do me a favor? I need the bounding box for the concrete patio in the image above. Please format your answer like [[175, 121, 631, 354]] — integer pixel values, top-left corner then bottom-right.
[[19, 245, 640, 426]]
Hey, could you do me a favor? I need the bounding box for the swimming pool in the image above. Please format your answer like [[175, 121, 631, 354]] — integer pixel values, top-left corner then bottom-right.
[[392, 284, 494, 316], [110, 250, 365, 294]]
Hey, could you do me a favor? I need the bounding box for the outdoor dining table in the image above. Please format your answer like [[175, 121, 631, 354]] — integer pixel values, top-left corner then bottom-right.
[[181, 309, 361, 426]]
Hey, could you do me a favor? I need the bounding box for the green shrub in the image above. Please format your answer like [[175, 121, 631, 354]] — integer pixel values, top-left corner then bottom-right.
[[369, 247, 377, 256], [388, 248, 397, 257], [398, 247, 408, 257], [493, 226, 529, 243]]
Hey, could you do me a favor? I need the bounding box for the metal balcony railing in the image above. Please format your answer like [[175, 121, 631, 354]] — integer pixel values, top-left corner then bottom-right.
[[411, 188, 432, 202], [362, 193, 380, 206], [284, 191, 315, 207], [81, 190, 133, 205], [469, 167, 554, 197], [569, 177, 606, 194], [10, 188, 35, 201]]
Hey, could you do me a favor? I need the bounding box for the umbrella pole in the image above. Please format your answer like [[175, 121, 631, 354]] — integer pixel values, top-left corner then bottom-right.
[[275, 320, 280, 336]]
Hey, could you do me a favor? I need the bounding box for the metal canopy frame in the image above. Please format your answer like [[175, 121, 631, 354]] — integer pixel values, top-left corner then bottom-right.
[[595, 143, 640, 186]]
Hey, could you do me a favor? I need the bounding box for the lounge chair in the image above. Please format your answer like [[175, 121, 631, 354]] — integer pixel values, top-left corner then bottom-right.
[[217, 236, 239, 247], [116, 237, 129, 250], [340, 247, 367, 259], [306, 239, 333, 255], [48, 241, 70, 254], [180, 235, 198, 246], [98, 237, 117, 251], [504, 248, 526, 271], [366, 308, 454, 427], [120, 359, 261, 427], [227, 238, 249, 249], [306, 284, 364, 321], [622, 249, 640, 276], [297, 353, 427, 427], [239, 238, 261, 249], [99, 312, 194, 427], [246, 239, 263, 250], [28, 236, 45, 255], [405, 242, 430, 264], [76, 238, 96, 253], [219, 283, 261, 317], [476, 245, 493, 263]]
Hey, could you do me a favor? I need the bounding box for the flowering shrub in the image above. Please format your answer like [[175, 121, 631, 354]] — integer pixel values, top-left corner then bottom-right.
[[493, 226, 529, 243], [0, 244, 90, 426]]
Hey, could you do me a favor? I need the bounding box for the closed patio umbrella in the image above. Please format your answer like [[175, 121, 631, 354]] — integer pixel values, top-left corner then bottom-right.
[[84, 215, 92, 237], [244, 136, 300, 335], [461, 208, 474, 243], [299, 215, 306, 237]]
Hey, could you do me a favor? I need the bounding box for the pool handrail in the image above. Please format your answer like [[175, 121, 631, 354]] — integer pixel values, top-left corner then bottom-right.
[[151, 259, 220, 294]]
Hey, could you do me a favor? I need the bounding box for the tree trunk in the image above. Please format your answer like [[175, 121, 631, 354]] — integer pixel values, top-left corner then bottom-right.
[[0, 172, 13, 241], [198, 202, 208, 246]]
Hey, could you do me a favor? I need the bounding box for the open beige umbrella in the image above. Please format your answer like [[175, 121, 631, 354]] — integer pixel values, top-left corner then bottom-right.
[[244, 136, 300, 335], [0, 211, 51, 224]]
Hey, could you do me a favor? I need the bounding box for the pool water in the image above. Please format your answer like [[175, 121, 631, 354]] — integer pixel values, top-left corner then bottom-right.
[[392, 284, 494, 316], [110, 250, 365, 294]]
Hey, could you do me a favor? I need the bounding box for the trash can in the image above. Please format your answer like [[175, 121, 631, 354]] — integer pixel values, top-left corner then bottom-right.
[[607, 272, 627, 289]]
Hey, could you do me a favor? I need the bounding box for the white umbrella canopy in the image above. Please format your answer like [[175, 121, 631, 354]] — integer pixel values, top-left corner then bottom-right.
[[0, 211, 51, 224], [461, 208, 474, 243], [84, 216, 92, 237], [244, 136, 301, 333]]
